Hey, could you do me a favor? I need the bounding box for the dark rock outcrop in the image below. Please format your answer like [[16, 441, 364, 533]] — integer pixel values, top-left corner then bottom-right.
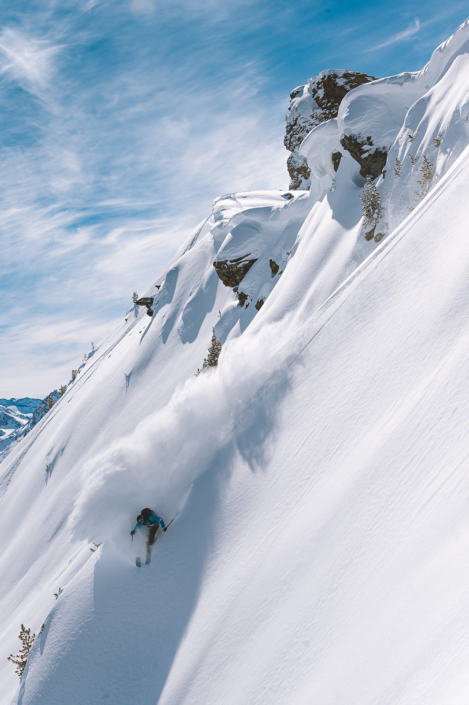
[[287, 153, 311, 190], [339, 135, 387, 179], [213, 255, 257, 288], [332, 151, 342, 172], [237, 291, 249, 307], [255, 298, 265, 311], [135, 297, 155, 316], [310, 71, 376, 121], [285, 70, 377, 189], [269, 259, 279, 276]]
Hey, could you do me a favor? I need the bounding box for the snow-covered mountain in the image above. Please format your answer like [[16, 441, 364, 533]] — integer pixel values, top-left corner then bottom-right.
[[0, 399, 42, 415], [0, 393, 60, 461], [0, 407, 30, 452], [2, 18, 469, 705]]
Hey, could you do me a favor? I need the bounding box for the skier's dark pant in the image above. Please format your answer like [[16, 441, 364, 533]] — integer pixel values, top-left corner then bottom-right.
[[147, 524, 159, 547]]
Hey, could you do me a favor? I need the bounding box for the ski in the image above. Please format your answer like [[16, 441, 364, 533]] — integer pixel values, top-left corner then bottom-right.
[[136, 556, 141, 568], [145, 547, 152, 565]]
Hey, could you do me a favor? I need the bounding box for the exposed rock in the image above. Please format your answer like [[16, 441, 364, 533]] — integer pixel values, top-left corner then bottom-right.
[[374, 232, 385, 243], [285, 115, 320, 154], [364, 226, 375, 241], [255, 298, 265, 311], [287, 153, 311, 190], [340, 134, 387, 179], [135, 297, 155, 316], [311, 71, 376, 120], [285, 70, 377, 189], [237, 291, 249, 307], [213, 255, 258, 288], [269, 259, 279, 276], [332, 151, 342, 172]]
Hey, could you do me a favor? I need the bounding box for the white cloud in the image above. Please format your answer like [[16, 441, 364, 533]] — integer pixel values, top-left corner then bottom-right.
[[369, 19, 421, 51], [0, 27, 61, 98]]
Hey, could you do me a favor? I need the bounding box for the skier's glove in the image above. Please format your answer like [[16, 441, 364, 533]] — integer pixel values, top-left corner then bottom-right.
[[130, 530, 135, 536], [163, 528, 167, 533]]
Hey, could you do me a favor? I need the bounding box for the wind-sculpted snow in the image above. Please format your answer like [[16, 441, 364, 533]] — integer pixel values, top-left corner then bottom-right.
[[298, 18, 469, 241]]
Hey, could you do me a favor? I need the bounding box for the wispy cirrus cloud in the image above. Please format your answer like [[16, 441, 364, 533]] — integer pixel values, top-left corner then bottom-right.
[[368, 19, 421, 52], [0, 28, 61, 99]]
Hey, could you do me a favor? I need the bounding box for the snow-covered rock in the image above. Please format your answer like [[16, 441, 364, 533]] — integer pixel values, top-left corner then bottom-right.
[[297, 17, 469, 240], [285, 69, 376, 189], [3, 17, 469, 705]]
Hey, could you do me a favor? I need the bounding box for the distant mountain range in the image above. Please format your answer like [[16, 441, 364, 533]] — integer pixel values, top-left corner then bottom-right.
[[0, 397, 42, 414]]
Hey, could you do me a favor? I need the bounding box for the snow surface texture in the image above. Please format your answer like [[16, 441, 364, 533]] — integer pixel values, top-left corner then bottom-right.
[[3, 18, 469, 705]]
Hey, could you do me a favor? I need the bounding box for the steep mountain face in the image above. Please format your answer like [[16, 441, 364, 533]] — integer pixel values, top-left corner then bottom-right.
[[2, 17, 469, 705], [285, 69, 376, 189]]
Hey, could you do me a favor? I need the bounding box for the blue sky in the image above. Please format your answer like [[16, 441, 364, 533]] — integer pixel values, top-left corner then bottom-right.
[[1, 0, 468, 397]]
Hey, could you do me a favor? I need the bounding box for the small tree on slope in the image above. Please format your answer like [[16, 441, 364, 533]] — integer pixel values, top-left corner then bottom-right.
[[197, 328, 222, 375], [8, 624, 36, 679], [414, 155, 433, 199], [360, 176, 383, 240]]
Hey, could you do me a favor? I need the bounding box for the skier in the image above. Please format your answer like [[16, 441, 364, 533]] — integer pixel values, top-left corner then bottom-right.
[[131, 507, 166, 551]]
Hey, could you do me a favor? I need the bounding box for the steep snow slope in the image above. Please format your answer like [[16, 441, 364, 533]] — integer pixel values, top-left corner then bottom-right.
[[6, 133, 469, 705], [2, 18, 469, 705]]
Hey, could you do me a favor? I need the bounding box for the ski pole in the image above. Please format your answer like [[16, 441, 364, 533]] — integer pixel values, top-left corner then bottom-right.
[[164, 511, 179, 532]]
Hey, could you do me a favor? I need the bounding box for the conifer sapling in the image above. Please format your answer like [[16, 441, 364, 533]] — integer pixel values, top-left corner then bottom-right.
[[360, 176, 383, 240], [414, 155, 433, 199], [197, 328, 222, 374], [7, 624, 36, 679]]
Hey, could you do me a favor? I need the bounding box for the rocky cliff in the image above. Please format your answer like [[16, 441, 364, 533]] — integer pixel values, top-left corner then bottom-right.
[[285, 69, 376, 189]]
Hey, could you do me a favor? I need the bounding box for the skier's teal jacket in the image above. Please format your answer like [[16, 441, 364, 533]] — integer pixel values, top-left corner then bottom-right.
[[133, 513, 165, 532]]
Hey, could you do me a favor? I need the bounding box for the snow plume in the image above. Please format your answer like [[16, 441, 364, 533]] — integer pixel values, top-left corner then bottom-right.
[[70, 321, 294, 557]]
